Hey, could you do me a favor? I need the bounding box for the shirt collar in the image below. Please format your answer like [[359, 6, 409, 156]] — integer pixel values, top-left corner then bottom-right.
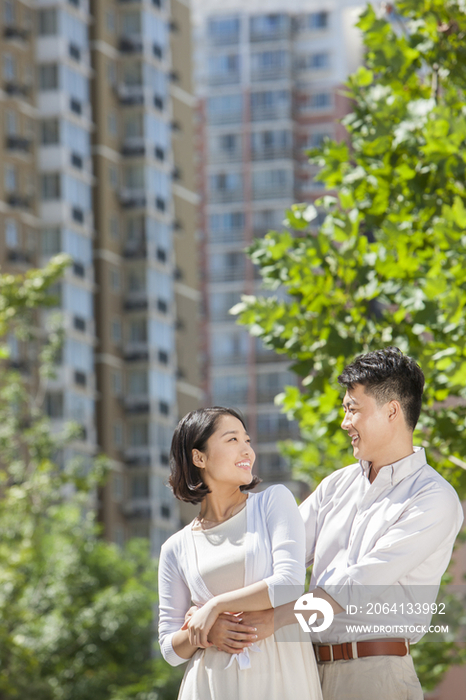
[[360, 446, 427, 486]]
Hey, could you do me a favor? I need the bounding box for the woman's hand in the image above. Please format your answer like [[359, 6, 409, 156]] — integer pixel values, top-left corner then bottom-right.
[[186, 600, 218, 648]]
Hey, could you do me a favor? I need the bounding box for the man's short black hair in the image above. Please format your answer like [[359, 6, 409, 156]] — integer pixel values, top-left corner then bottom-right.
[[338, 347, 425, 430]]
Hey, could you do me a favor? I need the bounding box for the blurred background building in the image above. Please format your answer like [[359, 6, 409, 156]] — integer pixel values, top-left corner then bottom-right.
[[0, 0, 199, 554], [192, 0, 363, 490]]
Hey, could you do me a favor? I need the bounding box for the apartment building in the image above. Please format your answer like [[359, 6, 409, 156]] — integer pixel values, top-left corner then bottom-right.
[[193, 0, 363, 487], [0, 0, 200, 553]]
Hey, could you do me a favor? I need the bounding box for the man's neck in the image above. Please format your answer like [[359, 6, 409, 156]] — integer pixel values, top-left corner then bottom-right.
[[369, 445, 415, 483]]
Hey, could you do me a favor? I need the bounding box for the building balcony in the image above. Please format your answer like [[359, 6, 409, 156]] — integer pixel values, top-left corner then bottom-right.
[[209, 266, 246, 283], [209, 229, 245, 244], [124, 397, 150, 414], [124, 295, 148, 312], [4, 81, 30, 98], [122, 239, 147, 259], [251, 67, 289, 82], [7, 193, 31, 209], [208, 72, 241, 87], [209, 149, 243, 164], [5, 136, 31, 152], [3, 25, 29, 41], [124, 448, 151, 467], [250, 28, 289, 43], [207, 33, 240, 47], [252, 186, 292, 201], [119, 35, 143, 53], [7, 249, 31, 265], [209, 189, 243, 204], [211, 354, 249, 366], [124, 505, 152, 521], [251, 146, 292, 161], [251, 106, 291, 122], [207, 110, 243, 126], [124, 343, 149, 361], [116, 83, 145, 106], [119, 188, 147, 209], [121, 140, 145, 157]]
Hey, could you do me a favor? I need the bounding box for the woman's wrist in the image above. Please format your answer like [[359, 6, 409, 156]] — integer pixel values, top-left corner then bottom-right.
[[209, 595, 227, 615]]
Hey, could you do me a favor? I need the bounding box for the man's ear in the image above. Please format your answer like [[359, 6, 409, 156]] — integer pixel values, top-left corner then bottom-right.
[[387, 400, 401, 422], [192, 449, 205, 469]]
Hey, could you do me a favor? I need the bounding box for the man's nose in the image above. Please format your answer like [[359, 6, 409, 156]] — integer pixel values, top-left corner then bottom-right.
[[341, 412, 351, 430]]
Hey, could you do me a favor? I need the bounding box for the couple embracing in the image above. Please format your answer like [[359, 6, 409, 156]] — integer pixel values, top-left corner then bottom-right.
[[158, 347, 463, 700]]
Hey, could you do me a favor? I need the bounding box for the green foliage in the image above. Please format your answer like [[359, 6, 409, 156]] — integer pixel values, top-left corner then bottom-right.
[[233, 1, 466, 689], [0, 260, 183, 700]]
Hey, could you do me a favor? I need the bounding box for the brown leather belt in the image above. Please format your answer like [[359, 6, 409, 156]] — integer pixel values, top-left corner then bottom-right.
[[314, 639, 410, 663]]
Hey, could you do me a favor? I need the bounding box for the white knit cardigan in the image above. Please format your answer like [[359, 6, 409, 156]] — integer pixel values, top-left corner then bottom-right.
[[158, 484, 306, 667]]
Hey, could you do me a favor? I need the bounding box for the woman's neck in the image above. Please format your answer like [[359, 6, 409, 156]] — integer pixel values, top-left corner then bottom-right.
[[198, 486, 247, 524]]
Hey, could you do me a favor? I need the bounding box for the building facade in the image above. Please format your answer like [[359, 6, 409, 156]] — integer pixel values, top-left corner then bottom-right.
[[193, 0, 363, 487], [0, 0, 200, 553]]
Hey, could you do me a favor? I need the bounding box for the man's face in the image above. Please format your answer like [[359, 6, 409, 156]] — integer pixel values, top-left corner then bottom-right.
[[341, 383, 394, 467]]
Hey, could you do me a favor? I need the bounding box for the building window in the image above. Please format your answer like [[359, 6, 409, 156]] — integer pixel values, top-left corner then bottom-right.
[[208, 17, 240, 42], [3, 53, 16, 81], [111, 370, 123, 396], [309, 92, 332, 109], [5, 110, 17, 135], [127, 269, 145, 293], [108, 112, 117, 137], [113, 473, 124, 500], [108, 164, 119, 189], [109, 217, 119, 240], [106, 9, 116, 33], [308, 11, 329, 29], [113, 422, 123, 447], [38, 9, 58, 35], [129, 318, 147, 342], [41, 119, 60, 145], [39, 64, 59, 91], [110, 267, 121, 291], [129, 422, 149, 447], [111, 318, 122, 343], [4, 0, 15, 25], [41, 173, 61, 200], [45, 392, 64, 419], [5, 218, 18, 248], [131, 474, 149, 498], [128, 369, 148, 395], [4, 165, 17, 192]]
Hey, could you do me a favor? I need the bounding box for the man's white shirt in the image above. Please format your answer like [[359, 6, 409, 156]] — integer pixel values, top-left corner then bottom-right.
[[299, 446, 464, 643]]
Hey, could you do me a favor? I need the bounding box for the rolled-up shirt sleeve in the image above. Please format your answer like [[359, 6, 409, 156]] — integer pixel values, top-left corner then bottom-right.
[[158, 539, 191, 666], [262, 484, 306, 607], [321, 483, 464, 609]]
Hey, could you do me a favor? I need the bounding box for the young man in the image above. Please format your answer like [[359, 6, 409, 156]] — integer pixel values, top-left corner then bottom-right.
[[207, 347, 464, 700]]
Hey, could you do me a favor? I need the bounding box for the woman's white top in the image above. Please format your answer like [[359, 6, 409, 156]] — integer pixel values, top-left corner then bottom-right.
[[192, 505, 247, 596], [158, 484, 306, 666]]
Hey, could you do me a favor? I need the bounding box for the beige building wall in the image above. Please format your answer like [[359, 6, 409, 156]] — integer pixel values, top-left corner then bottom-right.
[[1, 0, 200, 550], [90, 0, 201, 546], [0, 1, 38, 274]]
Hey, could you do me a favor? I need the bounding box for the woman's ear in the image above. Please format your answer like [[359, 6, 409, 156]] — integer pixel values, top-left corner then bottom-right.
[[192, 449, 205, 469]]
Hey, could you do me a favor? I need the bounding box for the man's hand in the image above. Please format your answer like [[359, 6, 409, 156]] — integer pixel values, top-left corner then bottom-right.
[[207, 613, 259, 654], [239, 609, 274, 642]]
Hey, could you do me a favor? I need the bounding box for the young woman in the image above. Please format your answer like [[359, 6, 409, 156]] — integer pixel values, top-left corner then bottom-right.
[[158, 407, 322, 699]]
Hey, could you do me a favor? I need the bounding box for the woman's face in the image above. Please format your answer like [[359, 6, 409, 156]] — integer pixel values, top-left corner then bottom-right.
[[193, 414, 255, 491]]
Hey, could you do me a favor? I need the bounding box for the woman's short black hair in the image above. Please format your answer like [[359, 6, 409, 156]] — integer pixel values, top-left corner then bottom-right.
[[168, 406, 261, 504]]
